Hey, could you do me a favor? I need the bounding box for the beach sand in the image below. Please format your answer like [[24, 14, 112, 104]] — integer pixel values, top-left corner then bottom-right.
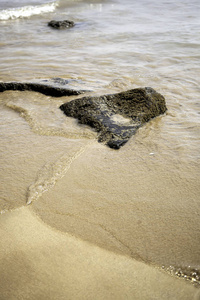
[[0, 207, 199, 300], [1, 0, 200, 297], [0, 91, 200, 299]]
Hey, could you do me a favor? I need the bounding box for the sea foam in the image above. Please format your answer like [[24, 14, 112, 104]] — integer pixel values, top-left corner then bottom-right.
[[0, 1, 59, 20]]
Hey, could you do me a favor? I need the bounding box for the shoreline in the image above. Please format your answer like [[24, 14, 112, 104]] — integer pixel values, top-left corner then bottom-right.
[[0, 0, 200, 296], [0, 89, 199, 298]]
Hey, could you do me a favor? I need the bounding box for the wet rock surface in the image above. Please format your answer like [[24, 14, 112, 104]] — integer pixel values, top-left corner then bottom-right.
[[48, 20, 75, 29], [0, 78, 89, 97], [60, 87, 167, 149]]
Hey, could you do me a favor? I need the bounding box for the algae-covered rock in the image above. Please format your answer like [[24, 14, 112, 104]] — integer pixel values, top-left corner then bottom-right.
[[60, 87, 167, 149]]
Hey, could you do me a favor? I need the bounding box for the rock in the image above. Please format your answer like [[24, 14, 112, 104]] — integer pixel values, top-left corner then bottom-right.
[[60, 87, 167, 149], [48, 20, 75, 29], [0, 78, 90, 97]]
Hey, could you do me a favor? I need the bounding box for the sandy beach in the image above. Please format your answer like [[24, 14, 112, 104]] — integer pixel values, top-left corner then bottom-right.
[[0, 90, 200, 299], [1, 0, 200, 298], [0, 207, 199, 300]]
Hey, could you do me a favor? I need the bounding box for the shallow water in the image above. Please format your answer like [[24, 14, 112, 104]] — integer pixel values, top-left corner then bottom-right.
[[0, 0, 200, 291]]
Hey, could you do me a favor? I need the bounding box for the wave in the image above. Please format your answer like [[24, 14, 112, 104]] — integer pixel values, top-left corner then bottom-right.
[[0, 1, 59, 21]]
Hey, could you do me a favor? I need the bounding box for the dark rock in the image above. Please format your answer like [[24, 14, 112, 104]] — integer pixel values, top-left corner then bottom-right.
[[48, 20, 75, 29], [0, 78, 90, 97], [60, 87, 167, 149]]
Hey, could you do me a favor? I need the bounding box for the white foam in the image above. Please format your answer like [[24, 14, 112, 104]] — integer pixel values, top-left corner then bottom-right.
[[0, 1, 59, 20]]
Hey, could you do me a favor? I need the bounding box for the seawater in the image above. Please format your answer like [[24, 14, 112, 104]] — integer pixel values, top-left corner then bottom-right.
[[0, 0, 200, 131], [0, 0, 199, 166], [0, 0, 200, 284]]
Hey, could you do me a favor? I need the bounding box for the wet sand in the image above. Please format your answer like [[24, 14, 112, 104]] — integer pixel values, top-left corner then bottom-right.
[[1, 0, 200, 297], [32, 140, 200, 268], [0, 91, 200, 299]]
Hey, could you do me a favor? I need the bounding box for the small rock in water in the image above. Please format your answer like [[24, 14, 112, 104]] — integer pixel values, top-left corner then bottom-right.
[[60, 87, 167, 149], [0, 78, 89, 97], [48, 20, 75, 29]]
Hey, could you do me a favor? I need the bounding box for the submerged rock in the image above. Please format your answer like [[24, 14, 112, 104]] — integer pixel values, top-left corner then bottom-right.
[[60, 87, 167, 149], [0, 78, 89, 97], [48, 20, 75, 29]]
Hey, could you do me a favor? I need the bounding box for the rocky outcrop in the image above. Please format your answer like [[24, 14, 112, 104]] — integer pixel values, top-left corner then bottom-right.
[[0, 80, 167, 149], [60, 87, 167, 149], [0, 78, 89, 97], [48, 20, 75, 29]]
